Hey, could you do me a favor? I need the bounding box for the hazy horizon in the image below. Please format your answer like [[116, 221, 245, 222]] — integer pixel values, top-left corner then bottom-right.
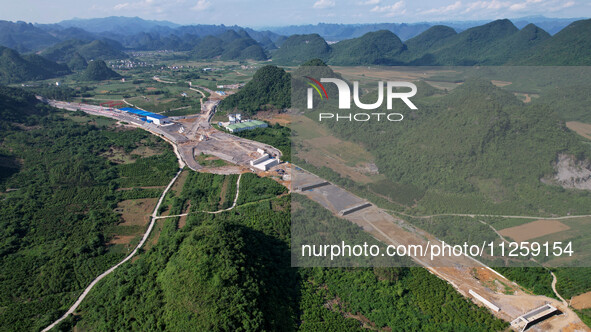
[[1, 0, 589, 28], [2, 14, 586, 29]]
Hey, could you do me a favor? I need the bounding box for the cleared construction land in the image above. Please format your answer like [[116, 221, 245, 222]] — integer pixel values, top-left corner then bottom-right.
[[291, 114, 384, 184]]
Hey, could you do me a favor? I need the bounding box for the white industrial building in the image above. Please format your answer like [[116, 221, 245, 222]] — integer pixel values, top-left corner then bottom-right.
[[146, 114, 167, 125], [120, 107, 168, 126], [250, 151, 279, 171]]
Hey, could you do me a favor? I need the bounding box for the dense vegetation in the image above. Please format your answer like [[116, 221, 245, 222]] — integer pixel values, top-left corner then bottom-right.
[[0, 20, 59, 52], [66, 52, 88, 70], [219, 65, 290, 114], [271, 34, 332, 65], [0, 46, 70, 83], [495, 267, 556, 298], [40, 39, 128, 62], [180, 172, 238, 211], [79, 60, 121, 81], [269, 19, 591, 66], [220, 59, 342, 115], [235, 172, 286, 205], [554, 268, 591, 299], [192, 30, 267, 61], [0, 87, 178, 330], [2, 17, 591, 65], [303, 267, 508, 331], [72, 175, 508, 331], [402, 19, 550, 65], [0, 85, 49, 124], [232, 122, 291, 161], [311, 79, 591, 216], [75, 191, 296, 331], [330, 30, 407, 65], [511, 19, 591, 65]]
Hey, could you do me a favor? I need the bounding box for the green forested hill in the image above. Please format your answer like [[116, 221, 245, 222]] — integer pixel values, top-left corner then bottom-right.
[[404, 21, 550, 65], [511, 19, 591, 65], [193, 30, 267, 60], [40, 39, 86, 61], [157, 221, 294, 331], [488, 23, 551, 62], [69, 175, 507, 331], [40, 39, 128, 62], [77, 39, 127, 60], [22, 53, 71, 76], [403, 25, 457, 64], [193, 35, 223, 58], [219, 65, 290, 114], [268, 18, 591, 65], [0, 85, 49, 124], [330, 30, 406, 65], [271, 34, 332, 64], [0, 20, 59, 52], [79, 60, 121, 81], [67, 52, 88, 70], [0, 46, 70, 83], [317, 79, 591, 215], [410, 19, 521, 65]]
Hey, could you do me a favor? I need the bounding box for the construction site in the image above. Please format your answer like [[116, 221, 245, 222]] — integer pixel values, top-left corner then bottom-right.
[[292, 167, 588, 331], [45, 85, 589, 332]]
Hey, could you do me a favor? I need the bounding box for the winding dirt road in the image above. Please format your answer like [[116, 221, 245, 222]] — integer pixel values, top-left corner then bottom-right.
[[42, 168, 184, 332], [155, 173, 243, 219]]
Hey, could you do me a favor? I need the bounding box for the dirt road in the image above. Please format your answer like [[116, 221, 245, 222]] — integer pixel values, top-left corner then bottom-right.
[[155, 173, 243, 219], [42, 168, 184, 332]]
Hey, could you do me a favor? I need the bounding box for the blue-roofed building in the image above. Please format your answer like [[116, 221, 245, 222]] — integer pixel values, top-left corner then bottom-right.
[[119, 107, 168, 125]]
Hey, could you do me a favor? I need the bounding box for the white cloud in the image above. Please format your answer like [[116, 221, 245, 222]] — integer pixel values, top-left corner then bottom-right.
[[509, 0, 544, 11], [112, 0, 185, 13], [417, 0, 568, 17], [542, 0, 575, 12], [560, 1, 575, 9], [503, 0, 574, 12], [359, 0, 380, 5], [191, 0, 211, 11], [114, 3, 130, 10], [422, 1, 462, 15], [462, 0, 513, 14], [371, 0, 405, 16], [313, 0, 336, 9]]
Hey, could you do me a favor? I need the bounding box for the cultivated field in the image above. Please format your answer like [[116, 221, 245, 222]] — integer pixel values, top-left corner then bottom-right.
[[498, 219, 570, 242], [116, 198, 158, 226], [567, 121, 591, 140]]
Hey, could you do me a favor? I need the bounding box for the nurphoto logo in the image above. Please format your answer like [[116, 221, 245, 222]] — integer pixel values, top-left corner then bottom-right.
[[305, 77, 418, 122]]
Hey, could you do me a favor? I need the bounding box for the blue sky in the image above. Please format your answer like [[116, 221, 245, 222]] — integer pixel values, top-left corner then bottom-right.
[[1, 0, 589, 26]]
